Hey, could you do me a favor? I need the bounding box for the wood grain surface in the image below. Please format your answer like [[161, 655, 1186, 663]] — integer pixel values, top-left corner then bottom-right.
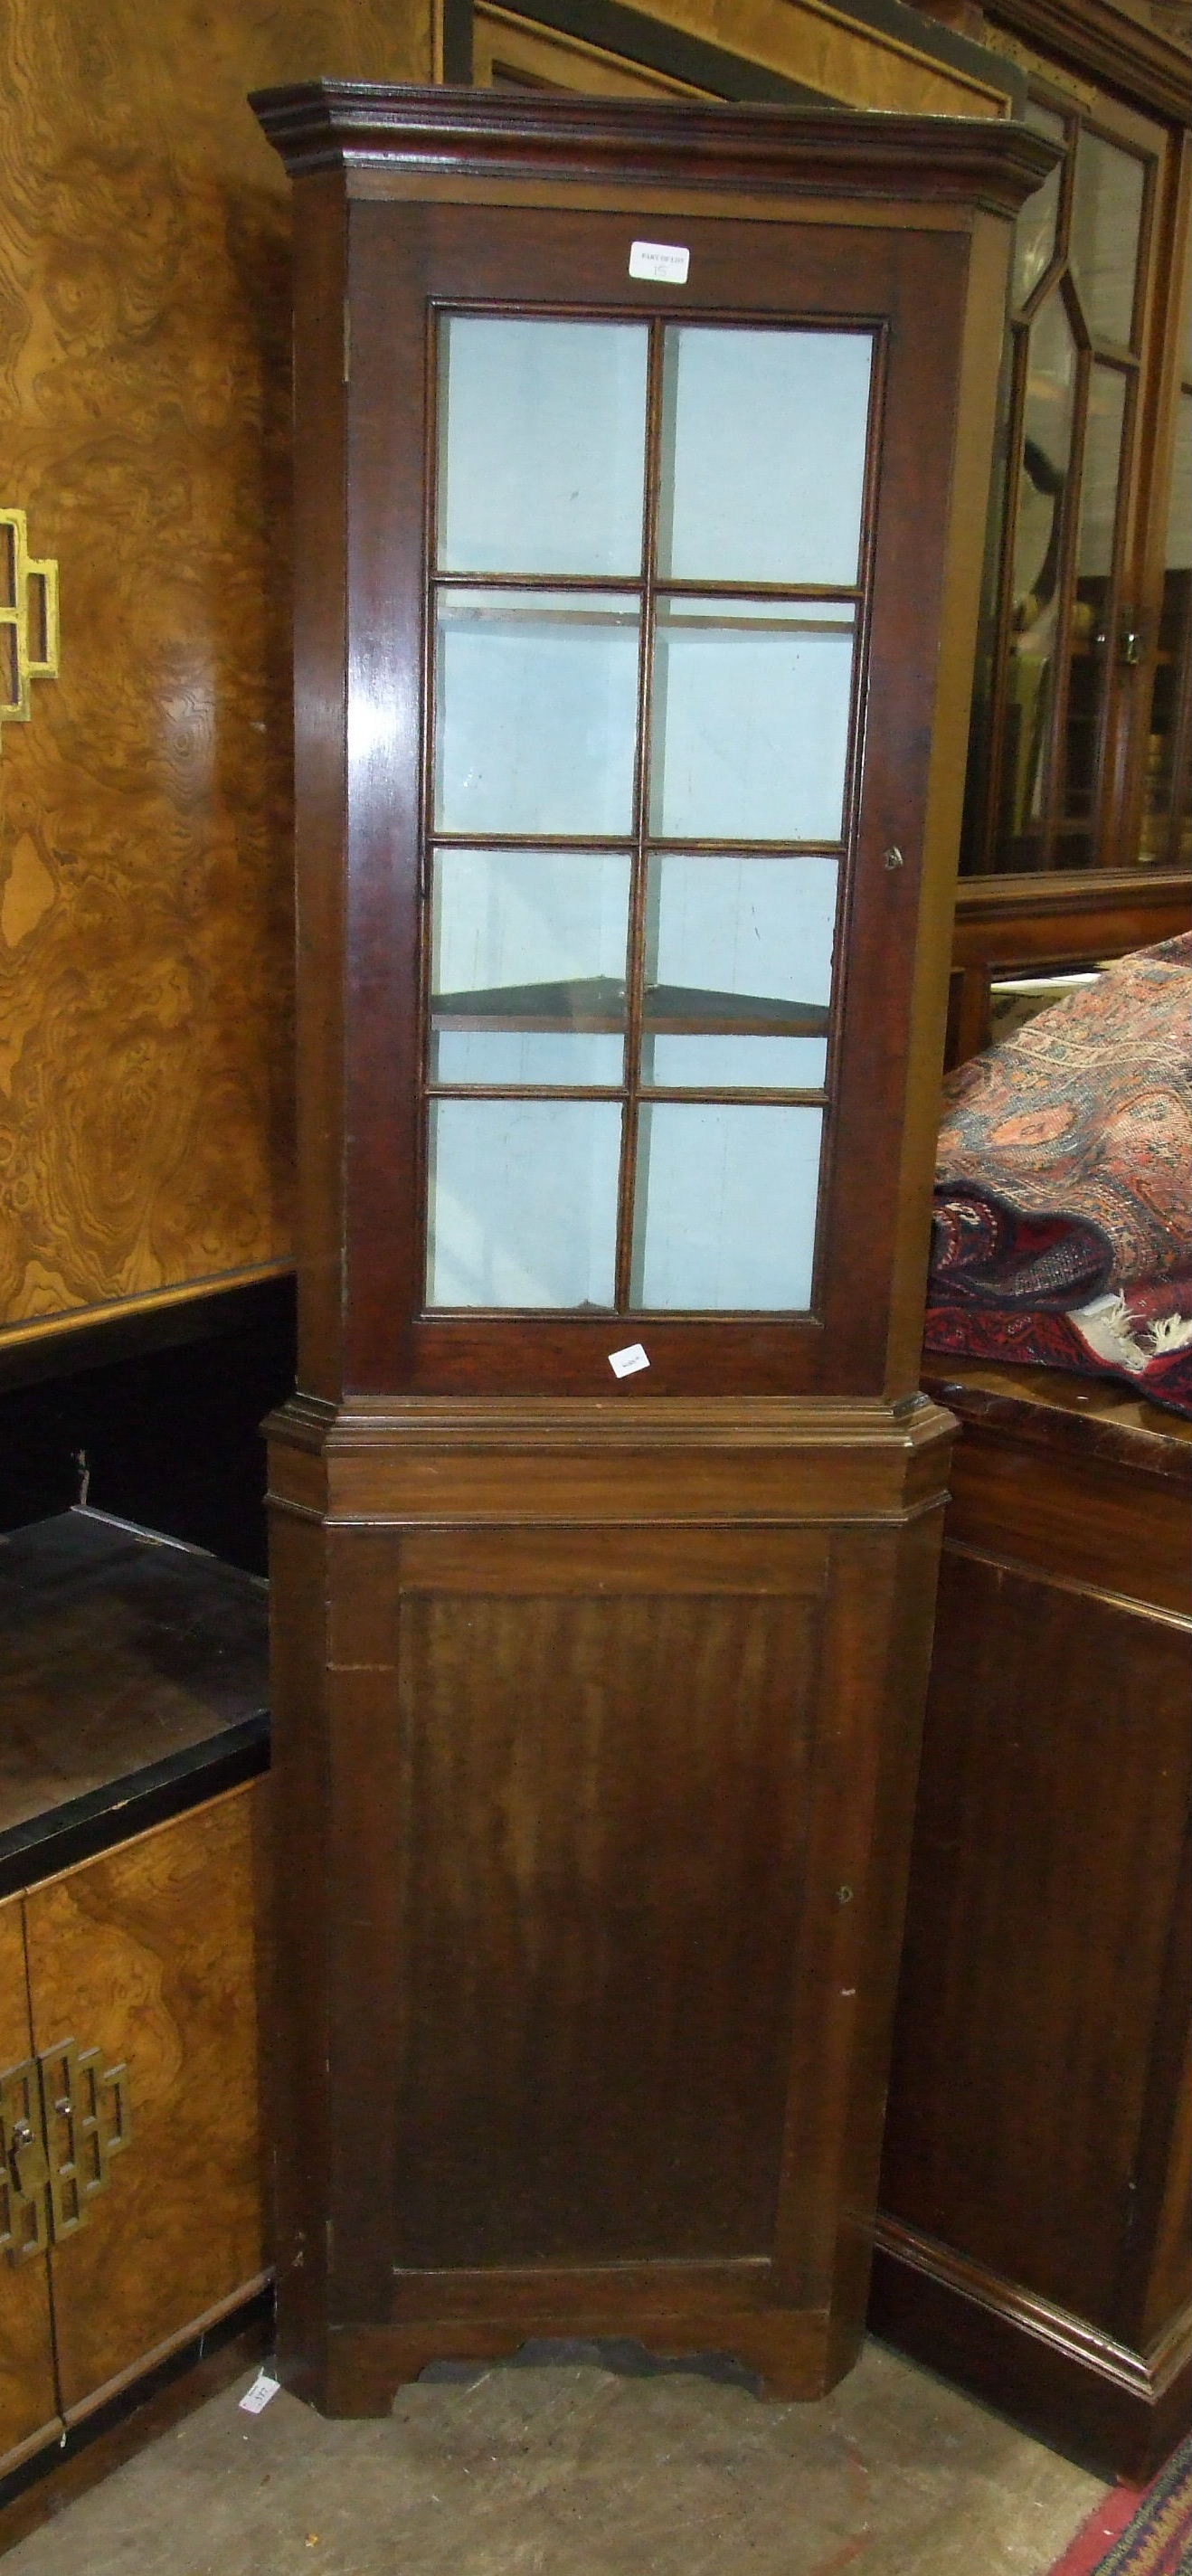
[[268, 1390, 953, 2410], [0, 1889, 61, 2477], [24, 1780, 270, 2419], [0, 0, 431, 1336], [393, 1574, 823, 2268], [264, 126, 1050, 1404], [473, 0, 1013, 112], [875, 1364, 1192, 2476], [660, 0, 1010, 110], [885, 1555, 1189, 2324]]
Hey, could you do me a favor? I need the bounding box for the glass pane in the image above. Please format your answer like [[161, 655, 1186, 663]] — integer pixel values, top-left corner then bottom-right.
[[1069, 132, 1145, 348], [631, 1103, 823, 1310], [657, 327, 873, 586], [435, 592, 640, 838], [427, 1098, 622, 1308], [1011, 101, 1066, 314], [431, 848, 631, 1084], [438, 317, 649, 577], [649, 600, 855, 843], [1141, 391, 1192, 862], [1063, 364, 1127, 823], [1002, 297, 1078, 858], [641, 854, 836, 1088]]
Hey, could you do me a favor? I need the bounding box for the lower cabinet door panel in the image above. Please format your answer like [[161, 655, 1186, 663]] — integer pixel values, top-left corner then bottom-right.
[[0, 1893, 61, 2475], [24, 1782, 269, 2418], [390, 1545, 826, 2269]]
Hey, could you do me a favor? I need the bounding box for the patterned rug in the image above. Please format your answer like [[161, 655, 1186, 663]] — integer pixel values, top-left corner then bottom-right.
[[924, 933, 1192, 1416], [1046, 2434, 1191, 2575]]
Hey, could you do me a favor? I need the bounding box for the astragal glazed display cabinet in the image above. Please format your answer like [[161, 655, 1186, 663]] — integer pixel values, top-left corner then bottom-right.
[[253, 82, 1054, 2415]]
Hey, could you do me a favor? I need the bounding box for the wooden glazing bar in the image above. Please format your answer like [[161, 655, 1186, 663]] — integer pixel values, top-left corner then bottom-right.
[[981, 317, 1033, 876], [430, 573, 865, 605], [428, 834, 848, 852], [423, 1085, 829, 1103], [613, 316, 667, 1309], [1039, 336, 1093, 870]]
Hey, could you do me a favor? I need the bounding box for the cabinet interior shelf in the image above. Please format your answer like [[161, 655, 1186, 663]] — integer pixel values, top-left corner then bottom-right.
[[431, 976, 831, 1037]]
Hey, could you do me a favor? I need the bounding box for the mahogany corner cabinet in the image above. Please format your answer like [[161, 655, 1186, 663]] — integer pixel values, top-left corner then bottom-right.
[[252, 82, 1055, 2416]]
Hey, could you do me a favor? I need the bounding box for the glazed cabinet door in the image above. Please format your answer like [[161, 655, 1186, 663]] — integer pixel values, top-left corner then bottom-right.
[[308, 193, 989, 1399]]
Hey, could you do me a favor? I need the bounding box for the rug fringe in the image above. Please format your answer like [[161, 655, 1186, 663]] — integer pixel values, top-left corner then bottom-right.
[[1045, 2435, 1191, 2576]]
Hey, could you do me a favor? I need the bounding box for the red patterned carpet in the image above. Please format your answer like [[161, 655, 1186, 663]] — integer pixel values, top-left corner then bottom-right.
[[1046, 2435, 1191, 2576], [925, 933, 1192, 1415]]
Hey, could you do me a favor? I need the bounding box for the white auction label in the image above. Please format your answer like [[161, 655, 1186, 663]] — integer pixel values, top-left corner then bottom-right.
[[629, 241, 690, 284], [239, 2370, 281, 2415], [609, 1342, 650, 1378]]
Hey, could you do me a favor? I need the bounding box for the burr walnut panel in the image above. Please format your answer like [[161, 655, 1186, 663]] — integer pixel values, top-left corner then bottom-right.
[[0, 0, 432, 1335], [0, 1893, 61, 2476], [24, 1782, 268, 2418]]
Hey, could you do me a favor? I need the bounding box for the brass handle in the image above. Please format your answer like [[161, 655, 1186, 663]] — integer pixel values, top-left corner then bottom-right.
[[1, 2041, 132, 2265], [10, 2118, 50, 2202], [0, 507, 60, 739]]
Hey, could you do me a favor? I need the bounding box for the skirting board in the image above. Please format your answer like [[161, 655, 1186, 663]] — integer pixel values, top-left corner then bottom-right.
[[869, 2219, 1191, 2483]]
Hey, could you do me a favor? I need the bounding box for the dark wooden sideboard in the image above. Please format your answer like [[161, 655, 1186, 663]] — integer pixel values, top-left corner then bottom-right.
[[0, 1510, 271, 2489], [874, 1363, 1191, 2479]]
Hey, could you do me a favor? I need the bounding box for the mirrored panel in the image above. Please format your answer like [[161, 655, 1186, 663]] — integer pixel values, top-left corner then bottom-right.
[[427, 1098, 622, 1308], [631, 1102, 824, 1310], [649, 600, 855, 843], [430, 848, 631, 1084], [1069, 132, 1145, 349], [1003, 295, 1078, 855], [1063, 363, 1127, 834], [436, 592, 640, 838], [1141, 388, 1192, 862], [438, 318, 649, 577], [641, 854, 837, 1088], [657, 327, 873, 586]]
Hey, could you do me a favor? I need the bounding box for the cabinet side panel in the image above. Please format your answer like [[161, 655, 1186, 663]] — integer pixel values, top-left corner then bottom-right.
[[769, 1502, 946, 2342], [1130, 1834, 1192, 2352], [390, 1561, 825, 2267], [883, 208, 1013, 1397], [268, 1504, 333, 2395], [291, 172, 349, 1399], [0, 1891, 61, 2473], [1140, 2055, 1192, 2348], [881, 1547, 1192, 2328], [825, 1501, 948, 2375], [27, 1784, 269, 2418]]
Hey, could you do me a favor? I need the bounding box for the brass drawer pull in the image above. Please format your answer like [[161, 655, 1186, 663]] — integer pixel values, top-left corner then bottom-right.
[[1, 2041, 132, 2264]]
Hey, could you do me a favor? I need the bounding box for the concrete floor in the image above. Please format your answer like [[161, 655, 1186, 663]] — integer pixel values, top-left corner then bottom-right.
[[3, 2339, 1104, 2576]]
